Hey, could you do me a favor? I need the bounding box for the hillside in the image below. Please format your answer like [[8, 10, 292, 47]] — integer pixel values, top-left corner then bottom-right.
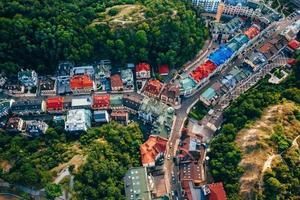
[[0, 0, 208, 74], [236, 102, 300, 199]]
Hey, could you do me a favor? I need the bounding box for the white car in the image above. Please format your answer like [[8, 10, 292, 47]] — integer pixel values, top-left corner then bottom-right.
[[167, 154, 171, 160]]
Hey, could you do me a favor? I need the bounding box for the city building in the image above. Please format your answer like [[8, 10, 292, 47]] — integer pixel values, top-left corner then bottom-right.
[[110, 110, 129, 125], [0, 74, 7, 89], [123, 94, 144, 114], [259, 36, 288, 59], [158, 65, 169, 76], [94, 110, 109, 123], [140, 135, 168, 167], [124, 167, 152, 200], [160, 83, 181, 107], [281, 20, 300, 41], [26, 120, 48, 137], [46, 97, 64, 112], [211, 17, 244, 43], [223, 4, 261, 18], [57, 77, 71, 95], [215, 1, 225, 22], [0, 99, 14, 118], [70, 75, 95, 94], [53, 115, 66, 126], [208, 46, 234, 66], [121, 69, 134, 90], [4, 79, 25, 95], [40, 77, 57, 96], [178, 129, 208, 199], [206, 182, 227, 200], [143, 79, 164, 98], [6, 117, 25, 133], [288, 39, 300, 51], [71, 96, 92, 109], [18, 69, 38, 88], [65, 109, 92, 132], [71, 65, 95, 77], [11, 100, 46, 115], [244, 52, 267, 71], [92, 94, 110, 110], [110, 74, 123, 92], [136, 63, 151, 79], [190, 60, 217, 83], [244, 24, 260, 39], [110, 94, 124, 110], [95, 61, 111, 80], [56, 61, 73, 79], [179, 76, 197, 96], [191, 0, 220, 12], [139, 98, 175, 138]]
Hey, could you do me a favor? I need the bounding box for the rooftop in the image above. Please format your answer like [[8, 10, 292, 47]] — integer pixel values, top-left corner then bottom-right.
[[110, 74, 123, 88], [136, 62, 150, 72], [40, 77, 56, 91], [140, 135, 168, 166], [46, 97, 64, 110], [208, 182, 227, 200], [71, 96, 92, 107], [143, 79, 163, 96], [124, 167, 152, 200], [158, 65, 169, 76], [70, 75, 94, 89], [92, 94, 110, 109]]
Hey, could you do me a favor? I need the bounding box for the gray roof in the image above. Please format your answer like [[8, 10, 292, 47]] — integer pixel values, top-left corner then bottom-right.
[[124, 167, 152, 200]]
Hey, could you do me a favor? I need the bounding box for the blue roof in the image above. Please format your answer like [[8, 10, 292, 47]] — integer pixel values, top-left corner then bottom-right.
[[208, 46, 234, 66]]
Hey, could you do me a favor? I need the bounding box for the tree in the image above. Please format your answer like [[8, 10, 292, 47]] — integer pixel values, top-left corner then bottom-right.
[[45, 183, 62, 200]]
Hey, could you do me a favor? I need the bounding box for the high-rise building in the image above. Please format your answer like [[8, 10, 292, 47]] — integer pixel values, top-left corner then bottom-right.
[[215, 1, 225, 22], [191, 0, 220, 12]]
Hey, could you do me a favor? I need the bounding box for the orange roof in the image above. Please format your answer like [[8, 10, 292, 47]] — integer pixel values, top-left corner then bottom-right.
[[244, 26, 260, 39], [288, 39, 300, 50], [70, 75, 93, 89], [136, 62, 150, 72], [208, 182, 227, 200], [110, 74, 123, 88], [140, 135, 168, 166], [259, 43, 272, 53], [92, 94, 110, 109], [144, 79, 163, 95], [46, 97, 64, 110]]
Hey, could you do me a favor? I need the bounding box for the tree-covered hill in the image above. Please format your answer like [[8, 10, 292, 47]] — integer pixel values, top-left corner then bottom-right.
[[0, 0, 208, 74]]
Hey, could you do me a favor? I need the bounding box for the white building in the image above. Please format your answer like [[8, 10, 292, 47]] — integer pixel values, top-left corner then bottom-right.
[[65, 109, 92, 132], [71, 66, 95, 77], [191, 0, 220, 12], [223, 4, 261, 17], [18, 69, 38, 87]]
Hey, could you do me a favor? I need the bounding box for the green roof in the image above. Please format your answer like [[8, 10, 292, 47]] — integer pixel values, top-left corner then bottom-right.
[[201, 87, 216, 100], [110, 94, 123, 107], [124, 167, 151, 200], [180, 77, 196, 91]]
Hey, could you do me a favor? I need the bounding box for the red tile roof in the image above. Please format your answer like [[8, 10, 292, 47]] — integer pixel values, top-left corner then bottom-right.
[[181, 180, 193, 200], [244, 26, 260, 39], [46, 97, 64, 111], [110, 74, 123, 88], [144, 79, 163, 96], [190, 60, 217, 82], [70, 75, 93, 89], [92, 94, 110, 109], [158, 65, 169, 75], [208, 182, 227, 200], [140, 135, 168, 166], [136, 62, 150, 72], [288, 58, 297, 65], [288, 39, 300, 50]]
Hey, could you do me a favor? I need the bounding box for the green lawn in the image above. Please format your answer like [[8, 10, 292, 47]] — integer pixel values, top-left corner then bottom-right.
[[188, 101, 209, 121]]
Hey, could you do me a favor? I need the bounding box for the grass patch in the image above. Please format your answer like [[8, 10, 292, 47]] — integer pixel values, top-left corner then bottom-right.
[[188, 101, 209, 120]]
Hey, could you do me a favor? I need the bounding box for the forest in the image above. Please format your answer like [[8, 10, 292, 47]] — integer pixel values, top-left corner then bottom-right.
[[0, 122, 143, 199], [208, 53, 300, 200], [0, 0, 208, 74]]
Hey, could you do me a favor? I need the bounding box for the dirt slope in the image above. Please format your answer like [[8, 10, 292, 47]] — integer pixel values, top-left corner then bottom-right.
[[235, 102, 300, 199]]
